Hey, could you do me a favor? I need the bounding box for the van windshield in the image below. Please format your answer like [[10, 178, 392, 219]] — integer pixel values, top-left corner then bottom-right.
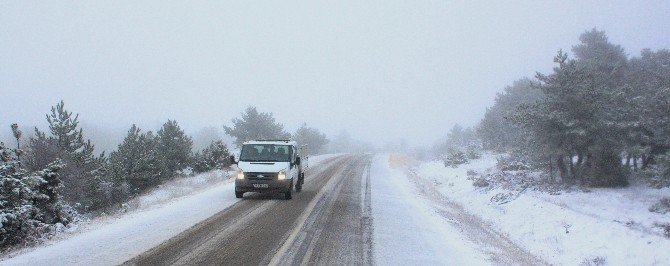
[[240, 144, 291, 162]]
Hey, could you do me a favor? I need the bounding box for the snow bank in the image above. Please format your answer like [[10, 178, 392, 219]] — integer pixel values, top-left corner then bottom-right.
[[370, 155, 488, 265], [416, 153, 670, 265], [1, 172, 239, 266]]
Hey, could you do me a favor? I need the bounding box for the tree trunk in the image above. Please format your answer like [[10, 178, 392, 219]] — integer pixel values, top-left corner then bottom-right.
[[576, 152, 584, 167], [15, 138, 21, 166], [557, 155, 567, 182], [549, 155, 554, 183], [642, 154, 653, 169]]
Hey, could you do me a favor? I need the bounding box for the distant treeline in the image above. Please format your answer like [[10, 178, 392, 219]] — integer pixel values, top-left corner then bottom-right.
[[1, 104, 330, 249], [474, 29, 669, 187]]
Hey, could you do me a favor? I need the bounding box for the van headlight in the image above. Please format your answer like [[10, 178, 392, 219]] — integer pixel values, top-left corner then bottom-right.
[[237, 171, 245, 180], [277, 170, 287, 180]]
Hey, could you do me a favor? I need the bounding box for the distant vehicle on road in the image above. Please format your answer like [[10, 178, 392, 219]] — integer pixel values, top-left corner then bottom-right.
[[231, 140, 306, 199]]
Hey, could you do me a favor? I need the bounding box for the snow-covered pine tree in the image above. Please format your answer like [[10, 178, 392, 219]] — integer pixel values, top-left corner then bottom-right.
[[0, 142, 38, 246], [157, 120, 193, 175], [10, 124, 22, 164], [571, 29, 629, 186], [223, 106, 291, 147], [477, 78, 544, 152], [513, 30, 630, 186], [627, 49, 670, 169], [193, 140, 230, 173], [109, 125, 168, 196], [25, 101, 105, 210], [1, 141, 76, 248]]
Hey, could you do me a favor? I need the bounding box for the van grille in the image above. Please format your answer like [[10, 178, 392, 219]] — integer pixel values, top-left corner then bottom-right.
[[245, 172, 278, 180]]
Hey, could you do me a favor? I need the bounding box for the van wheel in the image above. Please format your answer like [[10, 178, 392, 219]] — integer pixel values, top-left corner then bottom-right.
[[295, 177, 302, 192], [235, 191, 244, 198], [285, 182, 293, 200], [295, 173, 304, 192]]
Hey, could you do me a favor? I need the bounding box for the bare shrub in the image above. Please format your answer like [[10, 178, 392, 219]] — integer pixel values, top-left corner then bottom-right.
[[490, 192, 516, 204], [472, 178, 490, 187], [580, 256, 607, 266], [496, 155, 530, 171], [649, 197, 670, 214]]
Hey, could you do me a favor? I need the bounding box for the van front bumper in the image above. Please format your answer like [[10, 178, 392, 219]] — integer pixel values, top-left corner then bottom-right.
[[235, 178, 292, 193]]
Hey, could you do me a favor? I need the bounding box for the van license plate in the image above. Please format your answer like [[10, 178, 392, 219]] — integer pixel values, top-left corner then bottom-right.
[[253, 184, 269, 188]]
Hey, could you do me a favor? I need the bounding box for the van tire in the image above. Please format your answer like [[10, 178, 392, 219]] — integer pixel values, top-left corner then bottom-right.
[[296, 173, 303, 192], [235, 191, 244, 198], [285, 181, 293, 200]]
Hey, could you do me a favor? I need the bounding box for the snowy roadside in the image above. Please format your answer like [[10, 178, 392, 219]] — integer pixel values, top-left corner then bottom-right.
[[413, 153, 670, 265], [1, 154, 338, 265], [370, 154, 489, 265], [0, 171, 238, 266]]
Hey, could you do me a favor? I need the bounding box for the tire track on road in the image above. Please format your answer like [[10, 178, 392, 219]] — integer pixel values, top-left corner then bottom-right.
[[125, 155, 350, 265]]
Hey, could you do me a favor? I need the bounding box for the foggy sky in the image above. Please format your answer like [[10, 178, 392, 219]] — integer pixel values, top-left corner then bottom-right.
[[2, 1, 669, 148]]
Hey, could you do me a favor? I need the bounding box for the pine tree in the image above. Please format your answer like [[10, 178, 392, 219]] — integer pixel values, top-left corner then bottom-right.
[[157, 120, 193, 174], [477, 78, 544, 152], [10, 124, 22, 164], [223, 106, 291, 147], [0, 142, 73, 247], [24, 101, 105, 210], [627, 49, 670, 168], [193, 140, 231, 173], [0, 142, 35, 246], [109, 125, 168, 195], [292, 123, 329, 155], [512, 30, 630, 186]]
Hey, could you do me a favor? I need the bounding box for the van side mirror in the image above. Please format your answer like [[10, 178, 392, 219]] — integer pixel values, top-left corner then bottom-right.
[[229, 155, 237, 165], [295, 156, 301, 165]]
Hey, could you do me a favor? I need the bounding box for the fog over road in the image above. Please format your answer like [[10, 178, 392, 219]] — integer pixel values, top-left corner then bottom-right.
[[126, 155, 373, 265]]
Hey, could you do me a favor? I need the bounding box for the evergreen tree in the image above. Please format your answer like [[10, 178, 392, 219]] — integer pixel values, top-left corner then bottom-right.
[[0, 142, 73, 247], [472, 28, 669, 188], [157, 120, 193, 174], [193, 140, 231, 173], [510, 30, 630, 186], [223, 106, 291, 147], [10, 124, 22, 164], [0, 142, 35, 246], [627, 49, 670, 168], [292, 123, 329, 155], [24, 101, 105, 209], [109, 125, 168, 195], [477, 78, 544, 152]]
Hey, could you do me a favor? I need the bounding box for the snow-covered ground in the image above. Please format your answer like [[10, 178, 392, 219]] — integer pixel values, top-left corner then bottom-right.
[[370, 155, 489, 265], [412, 153, 670, 265], [1, 154, 339, 266], [1, 172, 238, 265]]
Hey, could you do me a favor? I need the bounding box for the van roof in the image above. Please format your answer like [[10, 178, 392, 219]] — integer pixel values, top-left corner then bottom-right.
[[243, 140, 297, 146]]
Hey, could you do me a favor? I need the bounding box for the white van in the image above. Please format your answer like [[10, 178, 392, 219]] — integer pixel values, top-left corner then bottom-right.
[[231, 140, 305, 199]]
